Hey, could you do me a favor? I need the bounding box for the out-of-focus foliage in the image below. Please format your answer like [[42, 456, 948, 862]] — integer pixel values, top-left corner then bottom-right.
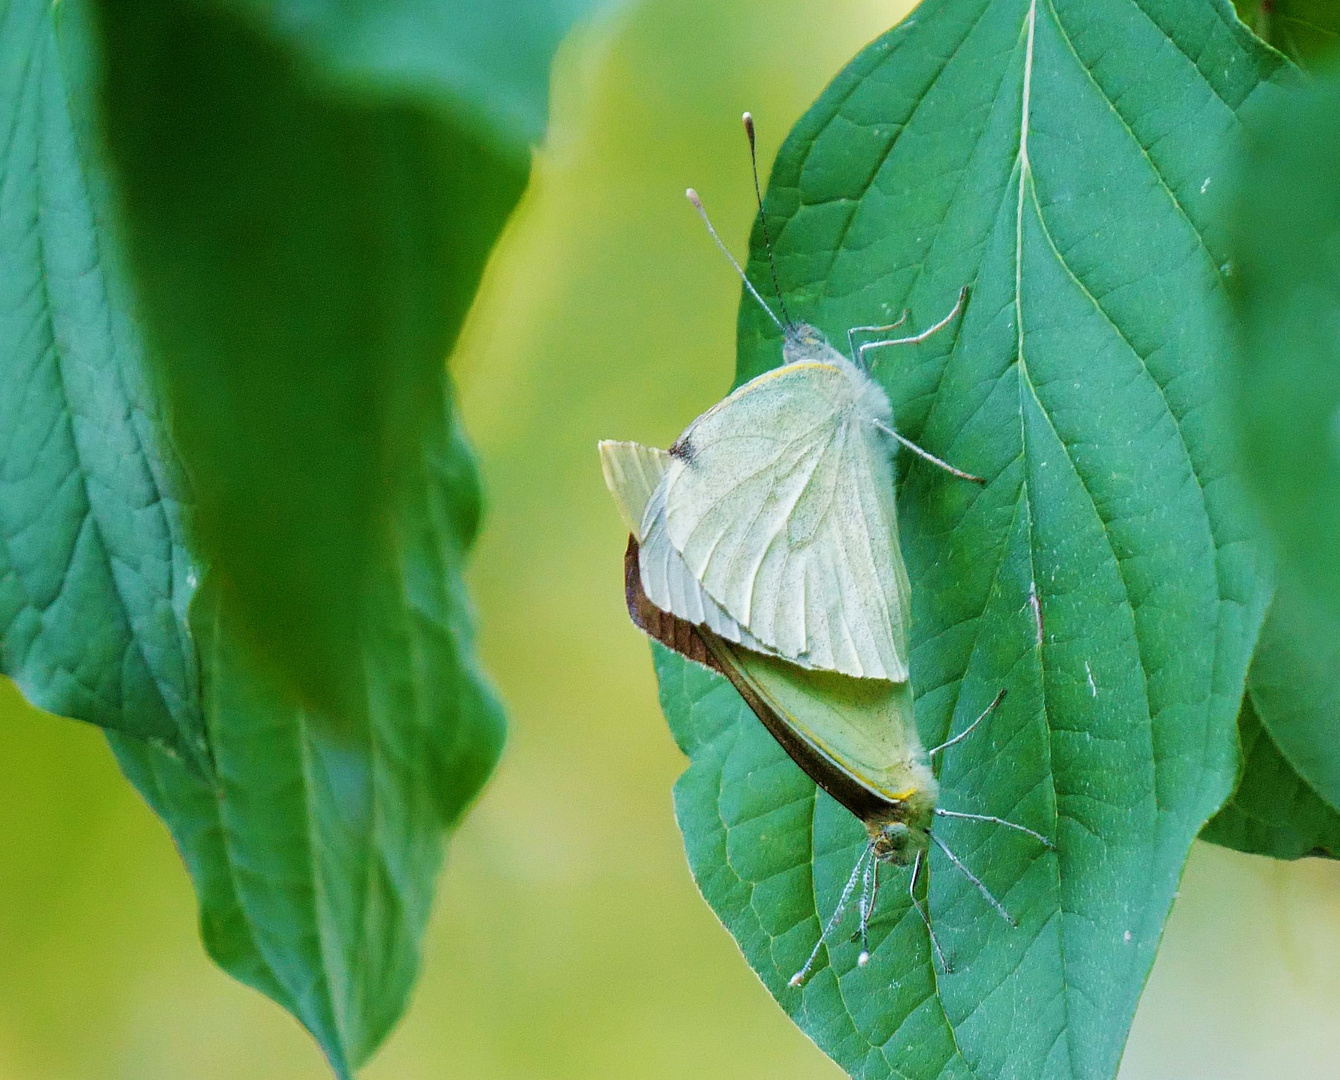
[[1216, 58, 1340, 867], [658, 2, 1285, 1078], [1230, 64, 1340, 637], [92, 0, 586, 722], [1233, 0, 1340, 67], [1201, 689, 1340, 859], [0, 0, 622, 1069]]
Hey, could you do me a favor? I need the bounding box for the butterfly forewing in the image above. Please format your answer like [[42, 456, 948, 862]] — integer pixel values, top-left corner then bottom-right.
[[662, 361, 909, 681]]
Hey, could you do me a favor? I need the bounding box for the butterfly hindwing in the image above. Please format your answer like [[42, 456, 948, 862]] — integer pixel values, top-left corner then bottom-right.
[[599, 440, 780, 658]]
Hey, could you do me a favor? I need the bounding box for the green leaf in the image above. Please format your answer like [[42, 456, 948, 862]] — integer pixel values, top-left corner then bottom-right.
[[1200, 591, 1340, 861], [1228, 63, 1340, 843], [1229, 68, 1340, 625], [1242, 589, 1340, 811], [88, 0, 591, 719], [110, 391, 504, 1078], [1232, 0, 1340, 68], [2, 0, 506, 1071], [214, 0, 597, 152], [657, 2, 1284, 1077], [1201, 690, 1340, 860], [0, 0, 206, 770]]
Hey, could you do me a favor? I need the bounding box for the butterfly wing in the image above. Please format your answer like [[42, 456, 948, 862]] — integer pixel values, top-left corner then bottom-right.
[[662, 362, 910, 681], [707, 636, 937, 819], [598, 439, 666, 535], [598, 439, 776, 656], [617, 533, 935, 823]]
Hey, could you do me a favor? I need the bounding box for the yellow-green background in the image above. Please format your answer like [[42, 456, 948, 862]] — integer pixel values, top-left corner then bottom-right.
[[2, 1, 1339, 1076]]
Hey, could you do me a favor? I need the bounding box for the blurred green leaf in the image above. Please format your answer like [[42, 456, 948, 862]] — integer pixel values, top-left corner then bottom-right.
[[3, 0, 507, 1071], [0, 0, 206, 770], [1228, 62, 1340, 838], [1233, 0, 1340, 67], [1202, 690, 1340, 860], [91, 0, 602, 720], [657, 1, 1284, 1077], [1230, 69, 1340, 617], [111, 392, 505, 1078], [216, 0, 597, 151], [1241, 590, 1340, 812], [1201, 587, 1340, 860]]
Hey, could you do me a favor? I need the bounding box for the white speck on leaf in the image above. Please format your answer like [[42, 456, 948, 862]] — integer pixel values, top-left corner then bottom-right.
[[1085, 661, 1097, 697], [1200, 176, 1211, 194]]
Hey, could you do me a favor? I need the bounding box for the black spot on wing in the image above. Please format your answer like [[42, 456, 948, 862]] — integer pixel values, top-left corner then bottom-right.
[[669, 434, 696, 465]]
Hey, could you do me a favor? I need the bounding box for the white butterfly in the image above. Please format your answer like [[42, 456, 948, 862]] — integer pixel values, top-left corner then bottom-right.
[[601, 227, 971, 680]]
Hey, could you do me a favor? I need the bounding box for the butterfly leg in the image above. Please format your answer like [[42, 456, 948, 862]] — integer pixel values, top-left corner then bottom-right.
[[847, 311, 908, 363], [934, 808, 1054, 849], [928, 689, 1007, 757], [930, 833, 1017, 927], [908, 849, 950, 972], [857, 285, 968, 367], [873, 420, 984, 483]]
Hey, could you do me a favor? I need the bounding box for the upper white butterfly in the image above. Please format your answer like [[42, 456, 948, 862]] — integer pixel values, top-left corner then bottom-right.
[[652, 325, 910, 679], [601, 116, 975, 682]]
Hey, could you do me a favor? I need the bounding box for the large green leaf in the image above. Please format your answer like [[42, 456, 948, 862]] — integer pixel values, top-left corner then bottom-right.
[[2, 0, 507, 1071], [111, 391, 504, 1078], [655, 2, 1284, 1078], [89, 0, 593, 719], [0, 0, 206, 770]]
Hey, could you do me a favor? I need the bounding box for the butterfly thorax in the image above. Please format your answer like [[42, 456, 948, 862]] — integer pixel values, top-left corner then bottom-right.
[[782, 322, 893, 428], [865, 784, 936, 865]]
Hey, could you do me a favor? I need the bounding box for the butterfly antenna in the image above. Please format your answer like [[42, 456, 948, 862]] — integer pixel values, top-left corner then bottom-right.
[[742, 112, 792, 329], [686, 188, 786, 334], [855, 856, 879, 967], [789, 844, 871, 987], [928, 689, 1007, 757]]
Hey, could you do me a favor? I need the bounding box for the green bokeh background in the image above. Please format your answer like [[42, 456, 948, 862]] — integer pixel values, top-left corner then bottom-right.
[[1, 2, 1339, 1077]]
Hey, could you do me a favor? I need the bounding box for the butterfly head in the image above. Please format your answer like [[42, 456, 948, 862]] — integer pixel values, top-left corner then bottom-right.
[[782, 322, 840, 366], [866, 794, 935, 866]]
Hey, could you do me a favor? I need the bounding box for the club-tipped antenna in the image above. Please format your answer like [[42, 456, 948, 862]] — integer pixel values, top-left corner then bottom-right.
[[856, 856, 879, 967], [789, 843, 872, 987], [686, 188, 785, 334], [742, 112, 792, 328]]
